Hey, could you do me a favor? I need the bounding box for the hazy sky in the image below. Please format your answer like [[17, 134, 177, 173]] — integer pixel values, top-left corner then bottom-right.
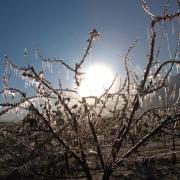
[[0, 0, 179, 90]]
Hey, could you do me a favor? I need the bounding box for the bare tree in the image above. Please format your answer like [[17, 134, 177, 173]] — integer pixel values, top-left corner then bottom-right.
[[0, 1, 180, 179]]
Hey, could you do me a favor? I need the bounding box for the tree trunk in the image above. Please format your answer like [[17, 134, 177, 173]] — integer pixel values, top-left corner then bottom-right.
[[83, 162, 93, 180], [102, 164, 112, 180]]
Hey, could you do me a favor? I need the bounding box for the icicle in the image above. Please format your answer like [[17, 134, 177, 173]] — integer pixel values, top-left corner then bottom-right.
[[147, 27, 150, 41], [170, 91, 174, 99], [165, 66, 168, 73], [24, 48, 27, 57], [175, 89, 180, 104], [172, 90, 176, 101], [157, 73, 161, 81], [157, 61, 160, 69], [134, 84, 136, 93], [24, 48, 29, 65], [154, 62, 159, 75], [42, 61, 45, 70], [164, 87, 167, 99], [39, 72, 44, 80], [49, 62, 51, 72], [35, 81, 39, 88], [47, 61, 50, 71], [159, 95, 162, 102], [167, 75, 170, 84], [14, 68, 17, 76], [66, 68, 69, 80], [18, 70, 21, 77], [48, 62, 50, 72], [158, 108, 161, 115], [176, 64, 180, 74], [10, 64, 13, 71], [149, 93, 152, 103], [144, 101, 146, 110], [166, 32, 172, 59], [171, 21, 175, 35], [25, 81, 28, 88], [170, 84, 176, 101], [148, 74, 153, 81], [35, 48, 38, 60], [50, 62, 52, 73], [15, 107, 19, 113]]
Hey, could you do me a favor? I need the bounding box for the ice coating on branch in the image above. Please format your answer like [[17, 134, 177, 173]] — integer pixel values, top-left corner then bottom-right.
[[130, 84, 136, 95], [148, 74, 153, 81], [3, 89, 16, 98], [20, 101, 31, 109], [156, 73, 161, 81]]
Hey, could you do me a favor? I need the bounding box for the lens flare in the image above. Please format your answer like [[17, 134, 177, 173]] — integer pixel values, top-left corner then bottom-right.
[[78, 64, 114, 97]]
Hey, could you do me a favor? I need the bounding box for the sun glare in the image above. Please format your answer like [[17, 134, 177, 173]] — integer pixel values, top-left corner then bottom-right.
[[78, 64, 114, 97]]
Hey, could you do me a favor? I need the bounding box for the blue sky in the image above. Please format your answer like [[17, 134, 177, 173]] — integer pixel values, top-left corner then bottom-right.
[[0, 0, 179, 90]]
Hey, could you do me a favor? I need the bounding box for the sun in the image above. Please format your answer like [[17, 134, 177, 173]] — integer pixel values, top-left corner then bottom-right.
[[78, 64, 114, 97]]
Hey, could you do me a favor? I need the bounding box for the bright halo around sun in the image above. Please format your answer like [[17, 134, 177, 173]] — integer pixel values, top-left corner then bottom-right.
[[78, 64, 114, 97]]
